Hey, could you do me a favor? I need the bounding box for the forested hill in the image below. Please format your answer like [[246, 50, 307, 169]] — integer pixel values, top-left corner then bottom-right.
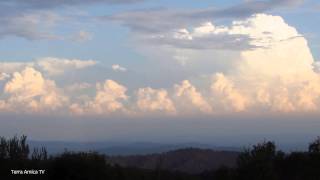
[[107, 148, 239, 174]]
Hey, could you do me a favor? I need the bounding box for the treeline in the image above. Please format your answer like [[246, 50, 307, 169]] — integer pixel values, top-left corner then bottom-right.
[[1, 135, 320, 180], [202, 139, 320, 180]]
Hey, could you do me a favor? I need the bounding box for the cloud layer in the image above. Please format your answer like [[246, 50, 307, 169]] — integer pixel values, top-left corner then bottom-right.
[[0, 13, 319, 117]]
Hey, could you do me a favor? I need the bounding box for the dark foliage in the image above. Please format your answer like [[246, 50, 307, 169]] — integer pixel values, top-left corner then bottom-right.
[[1, 135, 320, 180], [309, 136, 320, 153], [107, 148, 238, 174]]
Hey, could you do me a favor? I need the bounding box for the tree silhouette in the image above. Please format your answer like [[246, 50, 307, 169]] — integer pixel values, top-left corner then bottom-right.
[[0, 136, 8, 159], [236, 141, 282, 180], [32, 147, 48, 161], [309, 136, 320, 153]]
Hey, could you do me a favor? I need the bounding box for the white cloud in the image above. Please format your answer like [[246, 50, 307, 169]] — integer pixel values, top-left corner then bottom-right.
[[211, 73, 249, 112], [70, 80, 129, 115], [138, 13, 302, 52], [112, 64, 127, 72], [174, 80, 212, 114], [1, 67, 68, 113], [127, 13, 320, 114], [136, 87, 176, 114], [209, 14, 320, 113], [36, 57, 97, 76], [0, 57, 97, 76]]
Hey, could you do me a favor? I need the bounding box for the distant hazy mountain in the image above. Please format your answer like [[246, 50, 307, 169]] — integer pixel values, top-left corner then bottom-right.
[[97, 142, 240, 155], [107, 148, 239, 174], [28, 141, 240, 155]]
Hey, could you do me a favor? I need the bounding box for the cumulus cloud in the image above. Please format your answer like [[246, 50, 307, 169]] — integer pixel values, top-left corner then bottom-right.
[[70, 80, 129, 115], [136, 87, 176, 114], [112, 64, 127, 72], [211, 73, 249, 112], [1, 67, 68, 112], [208, 14, 320, 113], [174, 80, 212, 114]]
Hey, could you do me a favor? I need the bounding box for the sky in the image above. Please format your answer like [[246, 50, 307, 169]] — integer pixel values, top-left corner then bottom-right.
[[0, 0, 320, 147]]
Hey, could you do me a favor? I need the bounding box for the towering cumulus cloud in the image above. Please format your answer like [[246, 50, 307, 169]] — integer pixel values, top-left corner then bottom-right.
[[209, 14, 320, 113], [211, 73, 249, 112]]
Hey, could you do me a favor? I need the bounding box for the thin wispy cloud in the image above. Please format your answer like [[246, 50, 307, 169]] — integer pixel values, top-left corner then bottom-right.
[[107, 0, 305, 32]]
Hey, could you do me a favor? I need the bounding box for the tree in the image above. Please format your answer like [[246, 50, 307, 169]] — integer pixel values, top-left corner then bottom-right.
[[309, 136, 320, 153], [32, 147, 48, 161], [0, 135, 30, 160], [237, 141, 281, 180], [8, 135, 29, 160], [0, 137, 8, 159]]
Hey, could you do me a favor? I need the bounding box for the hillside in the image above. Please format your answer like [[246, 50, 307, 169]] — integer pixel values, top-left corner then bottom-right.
[[107, 148, 239, 174]]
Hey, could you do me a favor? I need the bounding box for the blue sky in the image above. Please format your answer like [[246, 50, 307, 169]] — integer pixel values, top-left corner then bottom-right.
[[0, 0, 319, 62], [0, 0, 320, 145]]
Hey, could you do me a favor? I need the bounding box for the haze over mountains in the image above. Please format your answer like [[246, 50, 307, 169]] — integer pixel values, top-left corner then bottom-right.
[[25, 135, 313, 175], [28, 138, 309, 157], [28, 141, 240, 155], [28, 140, 310, 174], [28, 140, 240, 174]]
